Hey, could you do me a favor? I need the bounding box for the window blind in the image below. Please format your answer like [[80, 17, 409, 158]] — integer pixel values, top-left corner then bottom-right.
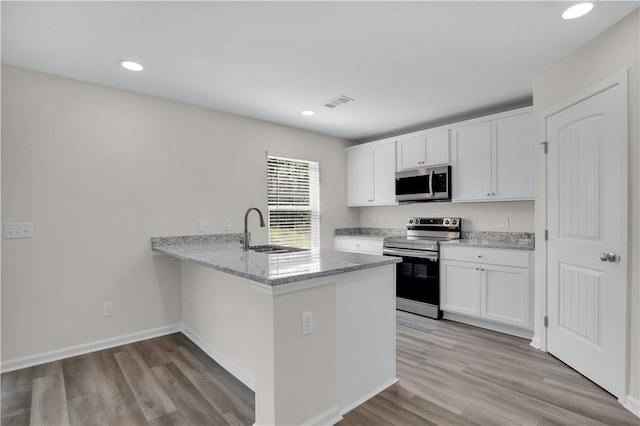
[[267, 155, 320, 249]]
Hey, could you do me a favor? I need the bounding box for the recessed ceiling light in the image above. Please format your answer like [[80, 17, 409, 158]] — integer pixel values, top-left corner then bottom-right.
[[301, 110, 315, 116], [562, 2, 594, 20], [120, 60, 144, 72]]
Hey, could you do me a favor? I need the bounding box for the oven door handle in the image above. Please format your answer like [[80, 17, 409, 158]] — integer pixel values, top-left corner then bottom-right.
[[383, 248, 438, 260]]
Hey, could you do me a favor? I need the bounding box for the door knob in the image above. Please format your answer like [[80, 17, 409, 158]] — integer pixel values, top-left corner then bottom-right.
[[600, 252, 617, 262]]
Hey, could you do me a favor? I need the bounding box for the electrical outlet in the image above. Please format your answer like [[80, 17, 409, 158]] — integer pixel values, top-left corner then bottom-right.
[[4, 223, 33, 239], [224, 219, 231, 231], [500, 217, 509, 228], [103, 302, 113, 317], [199, 220, 207, 232], [301, 311, 313, 336]]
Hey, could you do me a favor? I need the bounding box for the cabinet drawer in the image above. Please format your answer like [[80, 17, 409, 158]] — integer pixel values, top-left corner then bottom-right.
[[440, 246, 531, 268], [334, 237, 383, 255]]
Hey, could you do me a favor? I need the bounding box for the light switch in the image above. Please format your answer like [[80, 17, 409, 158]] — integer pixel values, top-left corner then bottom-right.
[[500, 217, 509, 228], [4, 223, 33, 239]]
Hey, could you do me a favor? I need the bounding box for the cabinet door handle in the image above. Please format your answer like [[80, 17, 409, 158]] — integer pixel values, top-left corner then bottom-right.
[[475, 267, 480, 271], [487, 193, 490, 197]]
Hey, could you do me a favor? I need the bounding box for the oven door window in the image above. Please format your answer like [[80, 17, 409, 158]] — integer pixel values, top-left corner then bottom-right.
[[396, 256, 439, 305]]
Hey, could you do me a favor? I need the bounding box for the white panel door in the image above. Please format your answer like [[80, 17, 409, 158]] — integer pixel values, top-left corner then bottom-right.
[[546, 75, 627, 399]]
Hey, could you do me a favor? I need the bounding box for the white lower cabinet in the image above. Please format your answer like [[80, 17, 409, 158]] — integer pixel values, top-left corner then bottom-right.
[[440, 260, 481, 316], [481, 263, 530, 328], [440, 246, 533, 335]]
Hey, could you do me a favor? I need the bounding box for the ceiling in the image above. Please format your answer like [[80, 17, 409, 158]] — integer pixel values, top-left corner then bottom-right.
[[2, 1, 638, 142]]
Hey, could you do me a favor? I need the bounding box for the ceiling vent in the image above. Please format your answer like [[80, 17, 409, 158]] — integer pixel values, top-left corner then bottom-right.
[[322, 95, 355, 109]]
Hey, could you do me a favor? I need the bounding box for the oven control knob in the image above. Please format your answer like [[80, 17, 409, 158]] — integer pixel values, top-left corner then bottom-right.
[[408, 219, 414, 224], [444, 219, 450, 225], [452, 219, 458, 225]]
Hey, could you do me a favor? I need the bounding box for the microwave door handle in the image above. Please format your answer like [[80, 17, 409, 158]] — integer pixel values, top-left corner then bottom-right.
[[429, 169, 434, 197]]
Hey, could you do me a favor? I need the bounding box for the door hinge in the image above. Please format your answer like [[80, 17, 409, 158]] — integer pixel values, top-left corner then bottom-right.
[[545, 229, 549, 241], [540, 141, 548, 154], [544, 316, 549, 328]]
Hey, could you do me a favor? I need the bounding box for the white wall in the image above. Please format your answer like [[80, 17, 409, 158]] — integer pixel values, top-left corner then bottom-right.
[[0, 66, 358, 363], [532, 10, 639, 405], [359, 201, 534, 232]]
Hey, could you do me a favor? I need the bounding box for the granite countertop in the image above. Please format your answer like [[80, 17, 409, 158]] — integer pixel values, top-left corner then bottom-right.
[[335, 228, 535, 250], [334, 228, 405, 238], [151, 234, 401, 286], [441, 231, 535, 250]]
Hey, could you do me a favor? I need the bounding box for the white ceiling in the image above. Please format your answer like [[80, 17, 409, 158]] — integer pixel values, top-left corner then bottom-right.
[[2, 1, 638, 142]]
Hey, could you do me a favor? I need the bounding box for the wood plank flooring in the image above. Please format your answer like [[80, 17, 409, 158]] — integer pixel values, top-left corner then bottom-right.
[[339, 311, 639, 426], [2, 312, 638, 425], [0, 333, 254, 426]]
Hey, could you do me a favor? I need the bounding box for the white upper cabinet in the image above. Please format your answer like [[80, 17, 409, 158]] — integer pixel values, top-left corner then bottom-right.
[[451, 121, 492, 202], [347, 146, 373, 206], [345, 107, 532, 207], [347, 140, 397, 207], [492, 113, 534, 200], [396, 129, 449, 171], [451, 108, 533, 202]]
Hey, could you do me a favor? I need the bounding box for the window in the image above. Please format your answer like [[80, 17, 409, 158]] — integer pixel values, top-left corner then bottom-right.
[[267, 154, 320, 249]]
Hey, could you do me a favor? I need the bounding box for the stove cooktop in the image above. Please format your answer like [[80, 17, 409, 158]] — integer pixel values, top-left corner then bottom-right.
[[383, 217, 462, 251]]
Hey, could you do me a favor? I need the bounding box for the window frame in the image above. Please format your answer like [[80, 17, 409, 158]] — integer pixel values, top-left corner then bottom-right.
[[266, 153, 320, 249]]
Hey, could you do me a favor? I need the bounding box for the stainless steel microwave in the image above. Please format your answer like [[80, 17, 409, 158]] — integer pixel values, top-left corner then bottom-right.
[[395, 166, 451, 203]]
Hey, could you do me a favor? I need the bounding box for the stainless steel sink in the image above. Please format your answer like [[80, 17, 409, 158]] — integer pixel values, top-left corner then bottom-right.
[[250, 245, 308, 254]]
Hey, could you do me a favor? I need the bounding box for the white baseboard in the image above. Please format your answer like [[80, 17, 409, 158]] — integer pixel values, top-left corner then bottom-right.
[[253, 405, 342, 426], [530, 336, 542, 350], [181, 326, 256, 391], [1, 323, 182, 373], [339, 378, 399, 415], [302, 405, 343, 426], [622, 395, 640, 418], [443, 312, 534, 339]]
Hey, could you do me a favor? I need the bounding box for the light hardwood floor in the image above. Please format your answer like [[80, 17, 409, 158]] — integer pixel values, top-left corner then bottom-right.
[[1, 333, 255, 426], [2, 312, 638, 425], [340, 311, 639, 426]]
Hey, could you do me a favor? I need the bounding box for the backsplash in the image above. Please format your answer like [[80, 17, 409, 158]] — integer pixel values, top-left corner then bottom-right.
[[357, 201, 535, 232]]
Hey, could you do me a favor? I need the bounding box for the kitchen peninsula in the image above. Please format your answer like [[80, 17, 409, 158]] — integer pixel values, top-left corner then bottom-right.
[[151, 234, 401, 426]]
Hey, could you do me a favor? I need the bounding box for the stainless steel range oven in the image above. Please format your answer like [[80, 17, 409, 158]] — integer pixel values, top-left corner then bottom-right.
[[383, 217, 461, 319]]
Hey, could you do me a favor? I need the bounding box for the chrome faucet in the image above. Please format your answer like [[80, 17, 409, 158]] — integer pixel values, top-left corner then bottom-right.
[[243, 207, 265, 251]]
